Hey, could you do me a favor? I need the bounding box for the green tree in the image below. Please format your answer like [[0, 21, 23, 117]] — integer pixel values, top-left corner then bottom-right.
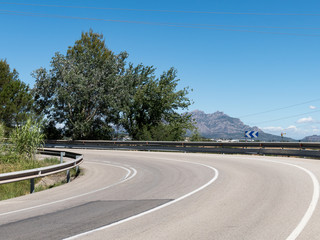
[[121, 66, 194, 140], [32, 30, 128, 139], [33, 30, 194, 140], [0, 60, 33, 129], [190, 130, 203, 141]]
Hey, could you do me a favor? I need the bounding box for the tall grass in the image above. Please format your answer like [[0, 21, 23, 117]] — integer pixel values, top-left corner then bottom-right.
[[0, 119, 49, 200], [9, 119, 45, 160], [0, 119, 45, 170], [0, 120, 81, 200], [0, 123, 5, 152], [0, 157, 61, 200], [0, 180, 31, 200]]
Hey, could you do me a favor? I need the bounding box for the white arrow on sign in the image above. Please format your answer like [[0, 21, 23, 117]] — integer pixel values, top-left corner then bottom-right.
[[245, 131, 259, 138]]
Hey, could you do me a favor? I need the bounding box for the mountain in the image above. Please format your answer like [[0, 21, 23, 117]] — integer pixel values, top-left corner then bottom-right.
[[300, 135, 320, 142], [190, 110, 294, 141]]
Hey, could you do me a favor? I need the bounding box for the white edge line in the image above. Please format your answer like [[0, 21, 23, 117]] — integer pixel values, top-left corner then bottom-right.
[[282, 162, 320, 240], [66, 156, 319, 240], [64, 160, 219, 240], [252, 158, 319, 240], [0, 162, 137, 217]]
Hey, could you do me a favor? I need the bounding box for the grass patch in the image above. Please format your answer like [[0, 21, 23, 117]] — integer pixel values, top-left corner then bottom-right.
[[35, 167, 81, 192], [0, 155, 60, 173], [0, 155, 81, 201], [0, 180, 31, 200]]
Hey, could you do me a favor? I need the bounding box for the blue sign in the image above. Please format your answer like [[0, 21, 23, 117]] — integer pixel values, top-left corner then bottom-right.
[[245, 131, 259, 138]]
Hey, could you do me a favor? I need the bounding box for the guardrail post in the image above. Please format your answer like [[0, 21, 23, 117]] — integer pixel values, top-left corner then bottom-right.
[[66, 170, 70, 183], [30, 178, 35, 193], [60, 152, 65, 163]]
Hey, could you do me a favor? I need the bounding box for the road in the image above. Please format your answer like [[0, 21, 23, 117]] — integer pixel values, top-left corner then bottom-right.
[[0, 150, 320, 239]]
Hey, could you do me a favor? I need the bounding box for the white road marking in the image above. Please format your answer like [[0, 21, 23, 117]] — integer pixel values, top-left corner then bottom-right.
[[276, 161, 319, 240], [240, 156, 319, 240], [64, 159, 219, 240], [3, 151, 317, 240], [66, 155, 320, 240], [0, 161, 137, 217]]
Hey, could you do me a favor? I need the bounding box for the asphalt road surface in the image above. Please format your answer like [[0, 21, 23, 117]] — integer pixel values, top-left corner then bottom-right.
[[1, 150, 320, 240]]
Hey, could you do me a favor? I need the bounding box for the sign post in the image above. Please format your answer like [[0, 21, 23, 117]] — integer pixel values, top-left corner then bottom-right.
[[281, 132, 286, 142]]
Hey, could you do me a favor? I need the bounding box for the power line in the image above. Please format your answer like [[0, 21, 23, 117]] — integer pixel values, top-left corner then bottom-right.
[[1, 10, 320, 37], [254, 109, 320, 125], [261, 120, 320, 136], [3, 10, 320, 31], [260, 123, 318, 138], [1, 2, 320, 16], [1, 2, 320, 32], [188, 23, 320, 31], [239, 98, 320, 118]]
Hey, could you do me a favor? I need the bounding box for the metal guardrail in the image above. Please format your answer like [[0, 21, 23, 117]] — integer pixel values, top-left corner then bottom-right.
[[45, 140, 320, 158], [0, 149, 83, 193], [2, 140, 314, 195], [46, 140, 320, 149]]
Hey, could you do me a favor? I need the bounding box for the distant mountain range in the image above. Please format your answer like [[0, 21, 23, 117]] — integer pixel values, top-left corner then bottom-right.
[[300, 135, 320, 142], [190, 110, 294, 141]]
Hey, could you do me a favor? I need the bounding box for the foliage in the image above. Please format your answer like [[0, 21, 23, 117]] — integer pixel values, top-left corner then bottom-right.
[[42, 120, 63, 140], [121, 65, 194, 140], [0, 157, 60, 200], [0, 180, 30, 200], [0, 122, 4, 140], [32, 30, 127, 140], [9, 119, 45, 160], [32, 29, 194, 141], [190, 130, 203, 141], [0, 123, 5, 138], [0, 59, 33, 129], [0, 122, 5, 152]]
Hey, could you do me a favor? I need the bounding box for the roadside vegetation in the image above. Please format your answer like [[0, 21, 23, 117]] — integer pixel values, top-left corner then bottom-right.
[[0, 166, 79, 201], [32, 29, 195, 141], [1, 30, 195, 142], [0, 119, 46, 172], [0, 29, 197, 199], [0, 121, 63, 200]]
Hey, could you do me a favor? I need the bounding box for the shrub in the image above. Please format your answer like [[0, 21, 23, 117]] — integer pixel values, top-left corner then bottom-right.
[[9, 119, 45, 160], [0, 123, 4, 151]]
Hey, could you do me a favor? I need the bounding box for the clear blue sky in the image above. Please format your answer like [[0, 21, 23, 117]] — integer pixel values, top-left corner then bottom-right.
[[1, 0, 320, 139]]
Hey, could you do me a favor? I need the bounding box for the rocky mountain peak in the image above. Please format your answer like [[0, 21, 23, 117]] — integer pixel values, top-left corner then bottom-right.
[[190, 109, 292, 141]]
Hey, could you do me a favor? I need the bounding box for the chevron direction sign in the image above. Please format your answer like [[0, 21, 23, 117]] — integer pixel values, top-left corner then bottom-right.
[[245, 131, 259, 138]]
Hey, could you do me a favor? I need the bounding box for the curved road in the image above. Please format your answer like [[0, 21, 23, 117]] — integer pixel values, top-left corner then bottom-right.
[[1, 150, 320, 239]]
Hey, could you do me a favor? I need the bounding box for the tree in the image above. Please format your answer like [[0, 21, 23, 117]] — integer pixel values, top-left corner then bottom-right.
[[0, 59, 33, 129], [190, 130, 203, 141], [33, 29, 194, 140], [32, 30, 128, 139], [121, 66, 194, 140]]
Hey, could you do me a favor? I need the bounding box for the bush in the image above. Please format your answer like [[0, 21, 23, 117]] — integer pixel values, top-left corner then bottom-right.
[[9, 119, 45, 160], [0, 123, 4, 151], [0, 123, 4, 139]]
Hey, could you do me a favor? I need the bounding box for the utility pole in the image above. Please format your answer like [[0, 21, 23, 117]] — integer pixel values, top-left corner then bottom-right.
[[281, 132, 286, 142]]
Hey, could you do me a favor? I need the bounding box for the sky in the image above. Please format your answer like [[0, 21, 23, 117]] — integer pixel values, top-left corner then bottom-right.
[[1, 0, 320, 140]]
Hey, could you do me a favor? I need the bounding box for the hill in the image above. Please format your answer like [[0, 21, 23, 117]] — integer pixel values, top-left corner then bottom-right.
[[300, 135, 320, 142], [190, 110, 294, 141]]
